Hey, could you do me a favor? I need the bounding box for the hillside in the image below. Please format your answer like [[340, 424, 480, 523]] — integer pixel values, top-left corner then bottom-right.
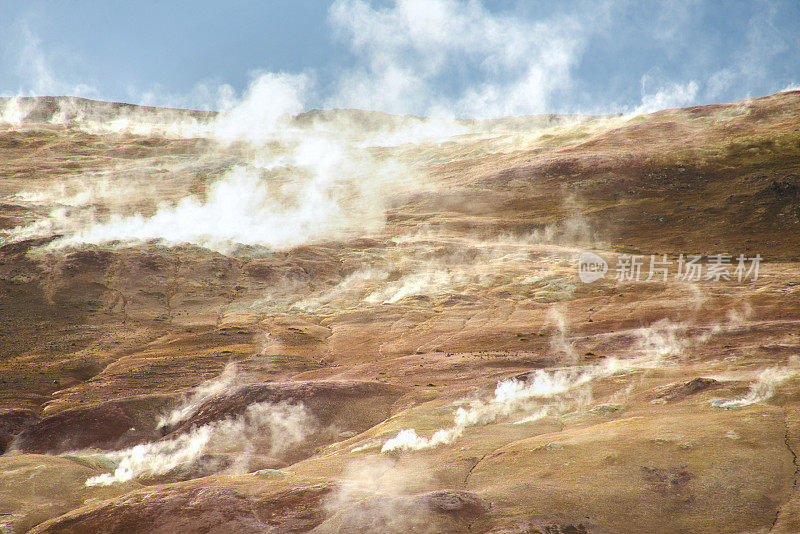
[[1, 92, 799, 533]]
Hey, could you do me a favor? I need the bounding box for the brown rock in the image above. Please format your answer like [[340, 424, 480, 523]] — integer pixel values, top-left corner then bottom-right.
[[15, 401, 145, 454], [30, 486, 266, 534], [654, 377, 721, 402], [0, 408, 39, 453]]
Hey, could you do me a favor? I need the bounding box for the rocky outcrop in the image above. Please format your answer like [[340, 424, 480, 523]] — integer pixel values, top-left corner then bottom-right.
[[15, 398, 166, 454], [0, 408, 38, 453], [30, 486, 268, 534], [164, 380, 406, 437]]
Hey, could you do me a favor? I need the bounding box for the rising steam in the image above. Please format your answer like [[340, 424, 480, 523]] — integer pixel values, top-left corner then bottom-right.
[[712, 363, 798, 409], [544, 306, 577, 363], [155, 362, 240, 433], [83, 365, 314, 487], [85, 399, 312, 486], [379, 308, 758, 453], [0, 76, 437, 253], [381, 361, 627, 452]]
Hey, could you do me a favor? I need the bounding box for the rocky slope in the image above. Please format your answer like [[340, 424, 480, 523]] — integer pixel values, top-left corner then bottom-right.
[[0, 92, 799, 533]]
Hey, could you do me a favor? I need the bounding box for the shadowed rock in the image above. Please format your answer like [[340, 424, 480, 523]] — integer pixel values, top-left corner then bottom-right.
[[654, 377, 721, 402], [15, 398, 166, 454], [253, 484, 334, 533], [316, 488, 491, 533], [422, 489, 491, 518], [30, 483, 335, 534], [29, 485, 267, 534], [489, 524, 590, 534], [164, 380, 406, 437], [0, 408, 38, 453]]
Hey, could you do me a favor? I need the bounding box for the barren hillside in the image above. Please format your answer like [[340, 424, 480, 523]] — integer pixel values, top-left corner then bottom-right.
[[1, 92, 800, 533]]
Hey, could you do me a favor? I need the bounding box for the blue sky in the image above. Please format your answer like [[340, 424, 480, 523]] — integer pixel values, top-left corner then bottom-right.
[[1, 0, 798, 117]]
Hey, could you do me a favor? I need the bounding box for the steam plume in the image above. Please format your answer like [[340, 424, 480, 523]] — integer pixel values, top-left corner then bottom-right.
[[156, 362, 240, 433], [713, 364, 798, 409], [85, 400, 312, 486], [381, 362, 626, 452]]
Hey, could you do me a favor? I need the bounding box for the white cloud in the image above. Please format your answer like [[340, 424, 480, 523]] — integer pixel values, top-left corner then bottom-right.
[[706, 1, 791, 100], [213, 71, 310, 143], [12, 24, 97, 98], [635, 78, 699, 114], [651, 0, 703, 44], [326, 0, 585, 118]]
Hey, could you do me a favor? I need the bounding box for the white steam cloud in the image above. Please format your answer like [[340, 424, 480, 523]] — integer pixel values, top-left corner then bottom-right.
[[327, 0, 583, 118], [712, 363, 799, 410], [364, 270, 462, 305], [14, 23, 98, 99], [5, 0, 757, 254], [319, 455, 437, 531], [634, 79, 700, 114], [4, 75, 422, 253], [633, 305, 753, 360], [544, 306, 577, 363], [211, 72, 309, 144], [156, 362, 240, 433], [381, 360, 631, 452], [379, 308, 761, 453], [85, 399, 312, 486], [53, 157, 394, 253], [82, 363, 313, 487], [633, 319, 689, 359]]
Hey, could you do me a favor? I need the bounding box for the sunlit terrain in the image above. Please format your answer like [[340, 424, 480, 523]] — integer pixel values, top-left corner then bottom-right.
[[1, 91, 800, 533]]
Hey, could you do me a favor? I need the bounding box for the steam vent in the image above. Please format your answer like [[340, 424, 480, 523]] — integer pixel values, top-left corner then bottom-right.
[[2, 2, 800, 532]]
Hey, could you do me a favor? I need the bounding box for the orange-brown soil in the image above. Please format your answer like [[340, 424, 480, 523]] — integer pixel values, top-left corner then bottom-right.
[[1, 92, 799, 533]]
